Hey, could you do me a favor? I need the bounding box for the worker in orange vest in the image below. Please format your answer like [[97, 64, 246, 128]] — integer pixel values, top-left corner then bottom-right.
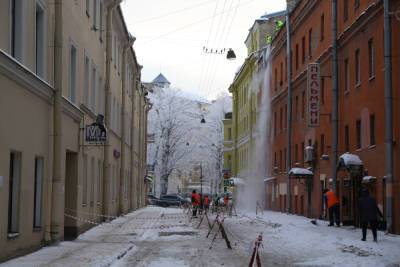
[[204, 195, 210, 211], [191, 190, 200, 217], [323, 188, 340, 227]]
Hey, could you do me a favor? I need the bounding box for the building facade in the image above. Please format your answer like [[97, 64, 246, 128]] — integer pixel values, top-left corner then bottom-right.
[[266, 0, 400, 233], [0, 0, 149, 261]]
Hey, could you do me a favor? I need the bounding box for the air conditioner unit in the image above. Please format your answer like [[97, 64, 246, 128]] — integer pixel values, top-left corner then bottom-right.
[[304, 146, 314, 163]]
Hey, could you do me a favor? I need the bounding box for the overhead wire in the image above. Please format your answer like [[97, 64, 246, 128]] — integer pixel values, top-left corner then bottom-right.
[[203, 0, 239, 98], [132, 0, 218, 25], [205, 0, 242, 99]]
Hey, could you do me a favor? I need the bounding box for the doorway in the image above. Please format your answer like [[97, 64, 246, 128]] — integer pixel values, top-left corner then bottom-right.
[[64, 151, 78, 240]]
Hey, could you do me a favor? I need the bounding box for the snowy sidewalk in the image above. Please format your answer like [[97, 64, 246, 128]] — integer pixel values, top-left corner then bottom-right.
[[223, 210, 400, 266]]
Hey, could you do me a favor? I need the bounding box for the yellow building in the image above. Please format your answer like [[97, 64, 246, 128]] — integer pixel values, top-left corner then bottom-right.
[[227, 11, 285, 179], [0, 0, 148, 261]]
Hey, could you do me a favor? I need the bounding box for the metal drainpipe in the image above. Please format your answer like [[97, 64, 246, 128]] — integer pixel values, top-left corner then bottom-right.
[[51, 0, 63, 242], [119, 37, 134, 215], [331, 0, 339, 193], [129, 73, 137, 210], [384, 0, 393, 233], [103, 0, 122, 218], [286, 3, 293, 214]]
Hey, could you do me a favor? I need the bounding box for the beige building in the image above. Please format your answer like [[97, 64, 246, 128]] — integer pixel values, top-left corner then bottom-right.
[[0, 0, 149, 261]]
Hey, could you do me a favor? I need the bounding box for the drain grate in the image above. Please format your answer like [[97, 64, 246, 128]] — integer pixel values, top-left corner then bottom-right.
[[158, 231, 197, 237]]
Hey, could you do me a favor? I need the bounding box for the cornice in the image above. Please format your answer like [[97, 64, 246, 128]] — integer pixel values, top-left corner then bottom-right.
[[0, 49, 54, 103]]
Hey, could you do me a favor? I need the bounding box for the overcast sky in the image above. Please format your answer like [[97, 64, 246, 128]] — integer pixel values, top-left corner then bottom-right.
[[122, 0, 286, 100]]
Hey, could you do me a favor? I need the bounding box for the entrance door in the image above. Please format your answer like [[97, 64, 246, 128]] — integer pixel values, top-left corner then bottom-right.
[[64, 152, 78, 240]]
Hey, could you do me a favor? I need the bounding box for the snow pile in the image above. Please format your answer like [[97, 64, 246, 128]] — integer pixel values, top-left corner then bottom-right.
[[339, 153, 363, 166], [289, 168, 313, 176]]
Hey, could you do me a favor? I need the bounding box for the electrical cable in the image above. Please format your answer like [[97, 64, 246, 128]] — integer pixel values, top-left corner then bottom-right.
[[132, 0, 218, 25]]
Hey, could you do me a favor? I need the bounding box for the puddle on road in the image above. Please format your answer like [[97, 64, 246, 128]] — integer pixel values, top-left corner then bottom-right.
[[158, 231, 197, 237]]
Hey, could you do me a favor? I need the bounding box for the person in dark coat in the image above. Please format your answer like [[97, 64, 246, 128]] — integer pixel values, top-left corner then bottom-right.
[[358, 188, 383, 242]]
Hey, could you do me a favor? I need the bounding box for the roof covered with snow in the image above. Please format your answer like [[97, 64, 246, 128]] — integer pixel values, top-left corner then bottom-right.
[[339, 153, 363, 167], [289, 168, 314, 177], [152, 73, 170, 85]]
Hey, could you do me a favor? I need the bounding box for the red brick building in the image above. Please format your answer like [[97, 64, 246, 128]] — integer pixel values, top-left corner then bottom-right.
[[265, 0, 400, 233]]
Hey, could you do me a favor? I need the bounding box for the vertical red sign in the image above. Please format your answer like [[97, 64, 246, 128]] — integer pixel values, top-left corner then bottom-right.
[[307, 63, 320, 127]]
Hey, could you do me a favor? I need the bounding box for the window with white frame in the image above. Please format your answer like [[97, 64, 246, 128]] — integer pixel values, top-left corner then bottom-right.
[[35, 1, 46, 78], [91, 65, 97, 112], [83, 55, 90, 105], [8, 151, 22, 234], [69, 44, 77, 103], [33, 157, 44, 228], [92, 0, 97, 29], [99, 1, 103, 41], [90, 157, 95, 206], [82, 154, 88, 205], [10, 0, 24, 62]]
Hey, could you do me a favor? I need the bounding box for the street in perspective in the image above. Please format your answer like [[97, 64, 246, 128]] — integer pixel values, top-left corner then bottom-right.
[[1, 0, 400, 266]]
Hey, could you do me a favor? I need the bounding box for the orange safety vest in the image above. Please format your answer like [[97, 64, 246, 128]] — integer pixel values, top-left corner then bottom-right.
[[325, 190, 339, 208], [224, 196, 229, 205], [204, 196, 210, 206], [192, 193, 200, 206]]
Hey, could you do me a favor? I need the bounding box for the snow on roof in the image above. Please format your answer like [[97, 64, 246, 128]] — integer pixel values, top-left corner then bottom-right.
[[362, 176, 377, 183], [152, 73, 170, 85], [339, 153, 363, 166], [264, 177, 276, 182], [289, 168, 313, 177], [231, 177, 245, 185]]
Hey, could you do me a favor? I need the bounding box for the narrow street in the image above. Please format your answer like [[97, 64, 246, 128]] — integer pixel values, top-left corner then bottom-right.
[[3, 206, 400, 267]]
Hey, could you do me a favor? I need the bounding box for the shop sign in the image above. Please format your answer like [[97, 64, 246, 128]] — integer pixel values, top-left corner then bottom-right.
[[307, 63, 320, 127]]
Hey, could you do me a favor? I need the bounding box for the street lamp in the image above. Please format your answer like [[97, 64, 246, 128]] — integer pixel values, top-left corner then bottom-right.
[[226, 48, 236, 60]]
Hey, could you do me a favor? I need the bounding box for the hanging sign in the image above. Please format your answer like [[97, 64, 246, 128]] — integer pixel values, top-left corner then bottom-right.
[[307, 63, 320, 127], [85, 115, 107, 143]]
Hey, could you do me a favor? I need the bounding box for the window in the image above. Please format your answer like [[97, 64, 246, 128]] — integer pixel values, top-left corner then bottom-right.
[[308, 28, 313, 59], [344, 0, 349, 21], [370, 114, 375, 146], [295, 43, 299, 70], [92, 0, 97, 28], [274, 68, 278, 90], [97, 160, 102, 205], [86, 0, 90, 17], [69, 45, 77, 103], [228, 128, 232, 140], [90, 157, 95, 206], [356, 120, 361, 149], [344, 58, 349, 92], [345, 125, 350, 152], [33, 157, 44, 228], [368, 38, 375, 78], [320, 14, 325, 41], [321, 77, 325, 104], [320, 134, 325, 155], [83, 56, 90, 105], [35, 2, 45, 78], [295, 144, 298, 163], [91, 66, 97, 112], [355, 0, 360, 9], [280, 107, 283, 130], [8, 151, 21, 234], [285, 57, 287, 81], [301, 91, 305, 118], [284, 104, 287, 129], [99, 1, 103, 41], [82, 155, 88, 205], [280, 62, 283, 85], [355, 49, 360, 86], [11, 0, 24, 61], [301, 142, 305, 164], [301, 36, 305, 64]]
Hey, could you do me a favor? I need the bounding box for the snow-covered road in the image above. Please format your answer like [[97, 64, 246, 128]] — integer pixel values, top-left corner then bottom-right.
[[2, 207, 400, 266]]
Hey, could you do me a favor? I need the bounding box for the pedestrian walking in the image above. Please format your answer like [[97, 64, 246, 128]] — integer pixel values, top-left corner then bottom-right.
[[191, 190, 200, 217], [323, 188, 340, 227], [204, 195, 210, 211], [358, 188, 383, 242]]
